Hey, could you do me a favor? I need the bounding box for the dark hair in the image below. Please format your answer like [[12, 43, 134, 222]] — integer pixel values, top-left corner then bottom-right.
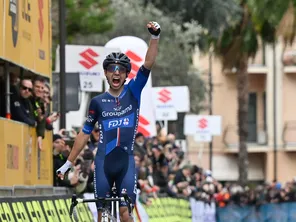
[[32, 75, 45, 84]]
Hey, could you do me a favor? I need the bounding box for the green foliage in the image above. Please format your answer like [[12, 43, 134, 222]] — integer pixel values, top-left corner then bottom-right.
[[51, 0, 113, 69], [65, 0, 113, 38], [73, 0, 207, 113], [145, 0, 242, 39]]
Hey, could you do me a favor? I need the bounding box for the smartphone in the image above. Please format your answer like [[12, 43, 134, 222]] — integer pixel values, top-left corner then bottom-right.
[[63, 130, 70, 137]]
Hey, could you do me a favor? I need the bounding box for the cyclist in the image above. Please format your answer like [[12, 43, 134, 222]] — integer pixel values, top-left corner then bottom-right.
[[57, 21, 161, 222]]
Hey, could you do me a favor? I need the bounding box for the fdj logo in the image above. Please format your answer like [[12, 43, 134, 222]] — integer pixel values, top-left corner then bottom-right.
[[108, 118, 129, 128], [9, 0, 19, 47]]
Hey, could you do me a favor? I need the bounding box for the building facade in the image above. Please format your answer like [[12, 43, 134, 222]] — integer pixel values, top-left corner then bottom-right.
[[188, 40, 296, 183]]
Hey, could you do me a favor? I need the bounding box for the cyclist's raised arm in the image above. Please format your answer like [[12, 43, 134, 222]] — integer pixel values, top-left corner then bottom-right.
[[67, 98, 99, 163], [128, 21, 160, 103], [143, 21, 160, 71]]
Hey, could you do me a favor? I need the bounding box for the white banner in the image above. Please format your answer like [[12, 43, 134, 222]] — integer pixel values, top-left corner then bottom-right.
[[105, 36, 156, 137], [55, 45, 120, 92], [184, 115, 222, 136], [190, 198, 216, 222], [79, 72, 103, 92], [55, 45, 119, 73], [155, 106, 177, 121], [152, 86, 190, 112]]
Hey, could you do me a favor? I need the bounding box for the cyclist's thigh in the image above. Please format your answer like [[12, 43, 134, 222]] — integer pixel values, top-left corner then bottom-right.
[[116, 155, 137, 206], [94, 156, 112, 209]]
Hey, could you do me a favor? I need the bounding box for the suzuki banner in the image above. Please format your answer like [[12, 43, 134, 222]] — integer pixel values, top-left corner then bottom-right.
[[105, 36, 156, 137], [184, 114, 222, 137], [55, 45, 120, 92], [152, 86, 190, 121]]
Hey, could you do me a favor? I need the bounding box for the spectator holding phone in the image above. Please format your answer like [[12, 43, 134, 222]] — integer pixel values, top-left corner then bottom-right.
[[30, 76, 47, 150], [43, 82, 59, 130]]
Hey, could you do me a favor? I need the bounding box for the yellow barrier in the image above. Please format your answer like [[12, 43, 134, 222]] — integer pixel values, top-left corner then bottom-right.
[[0, 118, 52, 186], [0, 195, 93, 222], [2, 0, 51, 77], [142, 197, 192, 222], [0, 0, 3, 57]]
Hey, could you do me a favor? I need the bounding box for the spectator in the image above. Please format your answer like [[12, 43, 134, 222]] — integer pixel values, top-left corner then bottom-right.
[[134, 132, 147, 159], [43, 83, 59, 130], [53, 134, 76, 187], [31, 76, 47, 149], [173, 165, 193, 197], [10, 79, 36, 127], [87, 126, 100, 151]]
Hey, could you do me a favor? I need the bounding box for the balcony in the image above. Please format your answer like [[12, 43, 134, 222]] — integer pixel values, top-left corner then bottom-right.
[[223, 124, 268, 153], [283, 121, 296, 151], [224, 48, 268, 75], [283, 50, 296, 74]]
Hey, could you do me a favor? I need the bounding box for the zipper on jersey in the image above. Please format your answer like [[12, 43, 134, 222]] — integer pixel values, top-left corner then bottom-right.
[[115, 97, 120, 146], [115, 97, 120, 106]]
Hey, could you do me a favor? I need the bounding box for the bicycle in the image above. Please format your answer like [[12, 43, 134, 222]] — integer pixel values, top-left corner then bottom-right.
[[69, 188, 133, 222]]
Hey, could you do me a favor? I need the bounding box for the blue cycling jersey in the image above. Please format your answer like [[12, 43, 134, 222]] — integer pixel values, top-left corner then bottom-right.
[[82, 65, 150, 156]]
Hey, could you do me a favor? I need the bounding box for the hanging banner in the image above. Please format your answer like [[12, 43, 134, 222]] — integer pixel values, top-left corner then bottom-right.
[[34, 0, 51, 77], [0, 0, 4, 58], [3, 0, 51, 77]]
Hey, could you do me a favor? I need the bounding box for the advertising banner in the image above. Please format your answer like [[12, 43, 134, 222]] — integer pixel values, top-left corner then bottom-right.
[[0, 195, 93, 222], [0, 118, 52, 186], [2, 0, 51, 77], [34, 0, 51, 77], [0, 0, 4, 58]]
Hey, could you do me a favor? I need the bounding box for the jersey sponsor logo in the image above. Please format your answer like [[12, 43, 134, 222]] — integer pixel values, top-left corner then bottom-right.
[[108, 118, 130, 128], [113, 106, 122, 111], [103, 113, 134, 131], [102, 99, 115, 103], [98, 124, 103, 143], [86, 115, 94, 124], [131, 109, 140, 151], [133, 173, 138, 195], [102, 105, 132, 117]]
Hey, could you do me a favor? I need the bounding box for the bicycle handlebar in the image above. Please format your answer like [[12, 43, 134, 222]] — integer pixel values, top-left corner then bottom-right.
[[69, 192, 133, 216]]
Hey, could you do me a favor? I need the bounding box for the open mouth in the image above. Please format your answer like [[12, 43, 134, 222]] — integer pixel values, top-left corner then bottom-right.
[[112, 78, 120, 87]]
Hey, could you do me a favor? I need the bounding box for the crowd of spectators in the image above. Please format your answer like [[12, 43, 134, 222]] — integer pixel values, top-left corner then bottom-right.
[[52, 122, 296, 209], [0, 73, 59, 149], [3, 73, 296, 209]]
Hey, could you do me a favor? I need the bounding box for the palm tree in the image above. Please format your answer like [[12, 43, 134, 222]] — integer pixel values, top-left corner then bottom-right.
[[212, 0, 294, 185]]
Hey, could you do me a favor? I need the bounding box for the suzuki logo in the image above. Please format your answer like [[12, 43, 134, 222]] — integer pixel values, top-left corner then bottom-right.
[[198, 118, 208, 129], [125, 50, 151, 136], [158, 89, 171, 103], [126, 50, 142, 79], [38, 0, 44, 41], [79, 48, 99, 69], [137, 116, 150, 137]]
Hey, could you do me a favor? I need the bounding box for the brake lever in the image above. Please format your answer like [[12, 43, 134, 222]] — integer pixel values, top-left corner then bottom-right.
[[122, 193, 132, 214], [69, 194, 78, 216]]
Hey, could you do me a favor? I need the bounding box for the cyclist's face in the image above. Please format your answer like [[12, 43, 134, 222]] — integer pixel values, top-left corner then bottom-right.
[[105, 64, 127, 89]]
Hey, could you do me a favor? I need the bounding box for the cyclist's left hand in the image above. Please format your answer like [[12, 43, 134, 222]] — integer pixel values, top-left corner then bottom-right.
[[147, 21, 161, 39]]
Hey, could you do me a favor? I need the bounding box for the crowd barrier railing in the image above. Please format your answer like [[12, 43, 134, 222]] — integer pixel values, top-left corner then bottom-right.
[[217, 202, 296, 222]]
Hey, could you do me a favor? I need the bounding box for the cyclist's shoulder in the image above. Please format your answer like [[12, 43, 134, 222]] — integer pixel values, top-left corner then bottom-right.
[[91, 92, 109, 102], [89, 93, 109, 108]]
